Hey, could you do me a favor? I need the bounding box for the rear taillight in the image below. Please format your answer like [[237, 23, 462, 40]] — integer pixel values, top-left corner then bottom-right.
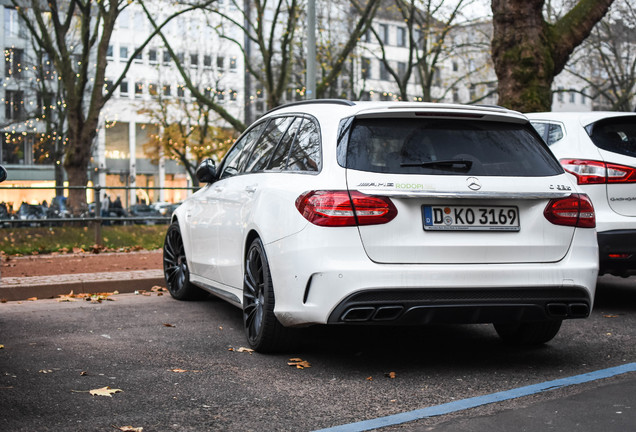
[[295, 190, 397, 227], [544, 194, 596, 228], [560, 159, 636, 184]]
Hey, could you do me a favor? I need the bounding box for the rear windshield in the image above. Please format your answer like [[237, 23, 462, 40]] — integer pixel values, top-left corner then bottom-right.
[[587, 116, 636, 158], [345, 118, 563, 176]]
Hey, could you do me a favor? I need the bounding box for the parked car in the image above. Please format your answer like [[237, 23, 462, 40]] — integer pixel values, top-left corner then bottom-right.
[[128, 204, 162, 224], [163, 100, 599, 352], [527, 112, 636, 277], [16, 203, 47, 226]]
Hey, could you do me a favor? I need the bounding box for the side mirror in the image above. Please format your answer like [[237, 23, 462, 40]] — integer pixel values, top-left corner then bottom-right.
[[195, 158, 217, 183], [0, 165, 6, 183]]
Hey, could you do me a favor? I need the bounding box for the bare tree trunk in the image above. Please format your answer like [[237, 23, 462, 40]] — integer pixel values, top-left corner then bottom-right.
[[491, 0, 614, 112]]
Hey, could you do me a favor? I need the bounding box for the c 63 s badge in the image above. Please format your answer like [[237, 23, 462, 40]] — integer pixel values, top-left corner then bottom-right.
[[549, 184, 572, 191]]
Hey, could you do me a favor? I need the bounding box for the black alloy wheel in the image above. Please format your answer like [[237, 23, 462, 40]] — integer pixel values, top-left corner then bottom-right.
[[163, 222, 205, 300], [243, 237, 292, 352]]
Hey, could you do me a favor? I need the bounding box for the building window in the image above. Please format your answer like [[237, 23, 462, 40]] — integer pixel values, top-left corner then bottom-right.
[[397, 27, 406, 47], [217, 89, 225, 102], [104, 79, 113, 96], [557, 87, 564, 103], [397, 62, 407, 80], [107, 45, 114, 60], [148, 49, 157, 64], [120, 46, 129, 61], [163, 50, 171, 65], [163, 84, 171, 96], [452, 61, 458, 72], [569, 92, 576, 103], [452, 89, 459, 102], [4, 7, 25, 38], [433, 66, 441, 87], [230, 89, 237, 101], [379, 62, 390, 81], [190, 53, 198, 68], [120, 80, 129, 95], [5, 48, 23, 78], [361, 57, 371, 79], [133, 48, 142, 63], [135, 82, 143, 98], [217, 56, 225, 71], [177, 86, 185, 98], [203, 54, 212, 68], [379, 24, 389, 44], [5, 90, 24, 120], [176, 52, 185, 64], [148, 83, 158, 97], [469, 84, 476, 101], [230, 57, 237, 72]]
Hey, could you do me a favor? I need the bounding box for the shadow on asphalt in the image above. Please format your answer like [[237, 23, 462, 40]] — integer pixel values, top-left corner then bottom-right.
[[594, 275, 636, 311], [196, 276, 636, 372]]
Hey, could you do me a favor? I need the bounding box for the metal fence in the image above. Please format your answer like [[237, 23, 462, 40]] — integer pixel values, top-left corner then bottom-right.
[[0, 185, 196, 245]]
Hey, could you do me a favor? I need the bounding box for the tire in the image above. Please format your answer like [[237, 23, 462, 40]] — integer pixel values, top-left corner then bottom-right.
[[243, 237, 293, 353], [163, 222, 206, 300], [494, 320, 563, 346]]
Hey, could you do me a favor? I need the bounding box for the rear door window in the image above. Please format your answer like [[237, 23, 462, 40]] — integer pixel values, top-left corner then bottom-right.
[[531, 121, 564, 146], [346, 118, 562, 177], [587, 116, 636, 158], [287, 118, 321, 172]]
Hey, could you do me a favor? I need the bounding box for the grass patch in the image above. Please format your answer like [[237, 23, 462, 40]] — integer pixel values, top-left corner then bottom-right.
[[0, 224, 167, 256]]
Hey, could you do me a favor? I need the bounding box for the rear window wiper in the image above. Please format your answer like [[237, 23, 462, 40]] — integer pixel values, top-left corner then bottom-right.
[[400, 159, 473, 171]]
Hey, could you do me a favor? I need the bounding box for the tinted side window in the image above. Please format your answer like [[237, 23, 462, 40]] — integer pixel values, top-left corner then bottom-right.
[[245, 117, 293, 173], [219, 122, 266, 179], [347, 118, 562, 177], [588, 116, 636, 157], [287, 118, 321, 172], [531, 121, 565, 146], [268, 117, 302, 170]]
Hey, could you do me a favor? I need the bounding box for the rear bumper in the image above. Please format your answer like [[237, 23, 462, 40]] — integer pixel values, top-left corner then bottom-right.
[[598, 230, 636, 276], [266, 226, 598, 327]]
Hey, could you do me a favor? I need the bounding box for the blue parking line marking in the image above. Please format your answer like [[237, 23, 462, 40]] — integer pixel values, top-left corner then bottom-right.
[[313, 362, 636, 432]]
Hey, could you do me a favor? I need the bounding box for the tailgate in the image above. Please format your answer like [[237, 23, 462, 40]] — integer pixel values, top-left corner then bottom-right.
[[347, 171, 576, 264]]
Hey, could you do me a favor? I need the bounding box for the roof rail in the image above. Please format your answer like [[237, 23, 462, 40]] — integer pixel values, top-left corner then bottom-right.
[[264, 99, 355, 115]]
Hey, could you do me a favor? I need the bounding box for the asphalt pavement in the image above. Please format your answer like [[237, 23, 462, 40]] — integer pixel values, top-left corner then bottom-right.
[[0, 271, 635, 431]]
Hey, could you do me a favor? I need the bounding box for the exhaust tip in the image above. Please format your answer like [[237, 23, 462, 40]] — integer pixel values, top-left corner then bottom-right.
[[547, 303, 568, 317], [341, 307, 375, 322]]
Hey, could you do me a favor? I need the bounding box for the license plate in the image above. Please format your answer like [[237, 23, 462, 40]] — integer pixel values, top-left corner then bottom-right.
[[422, 205, 520, 231]]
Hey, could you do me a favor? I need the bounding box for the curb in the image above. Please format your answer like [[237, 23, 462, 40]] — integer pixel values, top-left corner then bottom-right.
[[0, 270, 165, 301]]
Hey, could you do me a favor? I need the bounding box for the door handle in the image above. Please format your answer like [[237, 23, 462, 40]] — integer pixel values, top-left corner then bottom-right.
[[245, 185, 258, 193]]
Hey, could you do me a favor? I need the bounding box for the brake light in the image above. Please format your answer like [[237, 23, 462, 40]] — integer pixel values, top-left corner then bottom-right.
[[295, 190, 397, 227], [544, 194, 595, 228], [560, 159, 636, 184]]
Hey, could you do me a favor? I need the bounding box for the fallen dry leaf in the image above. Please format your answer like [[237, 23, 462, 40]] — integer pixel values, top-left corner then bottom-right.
[[287, 358, 311, 369], [603, 314, 620, 318], [366, 376, 373, 381], [385, 372, 396, 379], [89, 386, 122, 397], [27, 297, 37, 301], [170, 368, 188, 373], [39, 369, 53, 374], [163, 323, 175, 328], [80, 371, 88, 376], [116, 426, 143, 432], [236, 347, 254, 354]]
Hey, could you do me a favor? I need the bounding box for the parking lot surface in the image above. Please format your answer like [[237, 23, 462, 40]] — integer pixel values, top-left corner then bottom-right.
[[1, 275, 635, 431]]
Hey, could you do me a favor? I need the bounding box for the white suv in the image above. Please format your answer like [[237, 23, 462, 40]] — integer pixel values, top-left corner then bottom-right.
[[164, 101, 598, 352], [527, 112, 636, 277]]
